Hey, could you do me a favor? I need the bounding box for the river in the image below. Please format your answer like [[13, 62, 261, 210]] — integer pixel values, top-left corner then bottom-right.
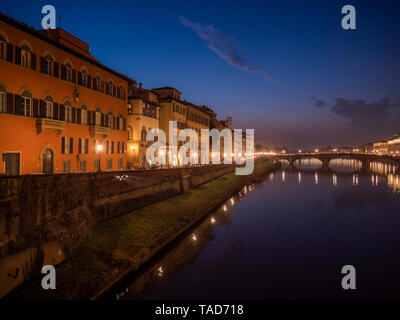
[[110, 159, 400, 300]]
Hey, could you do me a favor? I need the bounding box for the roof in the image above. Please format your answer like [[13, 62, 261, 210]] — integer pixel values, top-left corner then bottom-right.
[[0, 12, 136, 84], [152, 87, 181, 93]]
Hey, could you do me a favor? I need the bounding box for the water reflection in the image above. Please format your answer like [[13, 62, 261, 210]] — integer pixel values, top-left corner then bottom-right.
[[370, 162, 400, 193], [294, 158, 322, 171], [110, 161, 400, 300], [328, 158, 362, 173]]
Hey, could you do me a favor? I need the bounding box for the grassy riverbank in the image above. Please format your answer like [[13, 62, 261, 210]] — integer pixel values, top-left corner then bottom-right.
[[10, 161, 277, 300]]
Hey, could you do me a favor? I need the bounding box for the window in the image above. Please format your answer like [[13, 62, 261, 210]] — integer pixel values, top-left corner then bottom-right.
[[141, 129, 147, 141], [0, 38, 5, 60], [118, 86, 125, 100], [81, 71, 88, 87], [21, 46, 31, 68], [118, 141, 125, 154], [21, 91, 32, 117], [45, 55, 53, 76], [106, 81, 113, 95], [94, 76, 102, 92], [95, 109, 101, 126], [80, 138, 88, 154], [62, 137, 73, 154], [106, 141, 110, 154], [63, 160, 71, 173], [65, 63, 73, 82], [79, 160, 87, 172], [119, 117, 124, 130], [45, 96, 53, 119], [107, 159, 112, 170], [108, 113, 113, 128], [65, 104, 72, 122], [118, 158, 123, 169], [81, 107, 88, 125], [0, 89, 5, 113], [94, 158, 100, 171], [128, 127, 133, 140]]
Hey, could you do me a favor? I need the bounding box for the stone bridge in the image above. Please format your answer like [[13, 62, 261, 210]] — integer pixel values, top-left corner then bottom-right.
[[269, 153, 400, 171]]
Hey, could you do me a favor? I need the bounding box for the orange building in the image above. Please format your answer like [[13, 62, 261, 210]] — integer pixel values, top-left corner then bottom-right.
[[0, 13, 136, 175]]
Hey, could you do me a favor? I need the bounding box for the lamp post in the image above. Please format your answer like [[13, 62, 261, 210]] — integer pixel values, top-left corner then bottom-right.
[[97, 144, 103, 172]]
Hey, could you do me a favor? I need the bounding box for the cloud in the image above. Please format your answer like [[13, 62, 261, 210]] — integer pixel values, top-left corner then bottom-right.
[[308, 96, 327, 108], [330, 97, 398, 126], [179, 16, 273, 81]]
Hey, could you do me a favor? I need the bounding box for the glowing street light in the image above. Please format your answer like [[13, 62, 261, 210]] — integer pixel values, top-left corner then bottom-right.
[[97, 144, 103, 172]]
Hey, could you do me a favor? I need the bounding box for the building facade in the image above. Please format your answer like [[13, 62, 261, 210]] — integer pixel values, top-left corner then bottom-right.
[[0, 13, 135, 175], [127, 84, 160, 169], [388, 134, 400, 155]]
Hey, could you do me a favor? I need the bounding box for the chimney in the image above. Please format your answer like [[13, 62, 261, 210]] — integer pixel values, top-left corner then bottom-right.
[[139, 83, 143, 89]]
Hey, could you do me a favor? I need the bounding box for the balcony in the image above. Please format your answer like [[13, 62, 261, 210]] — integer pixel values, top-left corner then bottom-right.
[[89, 126, 110, 138], [36, 118, 66, 135]]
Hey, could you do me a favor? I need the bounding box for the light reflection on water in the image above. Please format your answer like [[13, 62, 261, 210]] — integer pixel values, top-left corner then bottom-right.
[[111, 161, 400, 300]]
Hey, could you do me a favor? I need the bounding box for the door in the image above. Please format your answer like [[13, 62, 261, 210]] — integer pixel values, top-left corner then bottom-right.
[[4, 153, 20, 175], [43, 149, 54, 174]]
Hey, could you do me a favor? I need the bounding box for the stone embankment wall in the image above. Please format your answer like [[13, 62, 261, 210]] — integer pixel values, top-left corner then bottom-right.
[[0, 164, 235, 297]]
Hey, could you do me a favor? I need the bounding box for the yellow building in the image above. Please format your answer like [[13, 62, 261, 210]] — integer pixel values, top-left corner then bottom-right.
[[373, 141, 389, 155], [127, 83, 160, 169]]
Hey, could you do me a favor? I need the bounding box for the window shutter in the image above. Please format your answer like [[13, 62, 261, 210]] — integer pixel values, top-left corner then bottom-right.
[[123, 119, 126, 131], [60, 104, 65, 121], [122, 142, 125, 153], [15, 47, 21, 65], [113, 86, 116, 97], [101, 81, 104, 93], [113, 117, 116, 129], [111, 141, 114, 154], [53, 103, 59, 120], [85, 139, 89, 154], [93, 140, 96, 154], [61, 65, 66, 80], [62, 137, 65, 154], [79, 139, 82, 154], [70, 138, 74, 154], [77, 108, 81, 124], [93, 77, 96, 90], [106, 114, 109, 127], [30, 53, 36, 71], [92, 111, 96, 125], [78, 72, 82, 85], [101, 113, 105, 127], [14, 95, 22, 115], [53, 62, 59, 78], [6, 43, 13, 63], [72, 69, 76, 83], [33, 99, 39, 117], [39, 100, 46, 118], [72, 107, 76, 123], [40, 57, 46, 73], [87, 110, 91, 125], [87, 76, 91, 89], [116, 117, 120, 130], [6, 93, 14, 114]]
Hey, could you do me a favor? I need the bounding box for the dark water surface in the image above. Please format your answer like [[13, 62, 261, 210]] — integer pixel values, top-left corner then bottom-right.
[[112, 161, 400, 300]]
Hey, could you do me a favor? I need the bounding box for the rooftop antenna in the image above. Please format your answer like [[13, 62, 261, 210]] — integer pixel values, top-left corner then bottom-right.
[[59, 15, 62, 29]]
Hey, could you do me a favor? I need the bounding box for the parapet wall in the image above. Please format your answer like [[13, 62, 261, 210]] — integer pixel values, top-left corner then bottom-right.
[[0, 164, 234, 297]]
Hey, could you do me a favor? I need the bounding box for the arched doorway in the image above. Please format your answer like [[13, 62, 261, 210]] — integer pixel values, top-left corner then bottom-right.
[[43, 149, 54, 174]]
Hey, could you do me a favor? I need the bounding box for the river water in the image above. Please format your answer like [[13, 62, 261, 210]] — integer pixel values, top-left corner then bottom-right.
[[112, 159, 400, 300]]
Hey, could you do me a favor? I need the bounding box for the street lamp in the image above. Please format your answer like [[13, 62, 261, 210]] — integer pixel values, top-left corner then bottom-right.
[[97, 144, 103, 172]]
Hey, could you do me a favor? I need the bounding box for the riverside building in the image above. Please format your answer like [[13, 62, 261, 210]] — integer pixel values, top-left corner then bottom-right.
[[0, 13, 135, 175]]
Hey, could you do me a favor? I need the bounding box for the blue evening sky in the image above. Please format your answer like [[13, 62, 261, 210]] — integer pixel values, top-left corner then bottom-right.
[[1, 0, 400, 149]]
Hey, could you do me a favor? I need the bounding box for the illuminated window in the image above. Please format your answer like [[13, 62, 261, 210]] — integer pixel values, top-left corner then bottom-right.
[[108, 113, 114, 128], [81, 70, 88, 87], [81, 106, 88, 125], [45, 96, 53, 118], [21, 46, 31, 68], [45, 55, 54, 76], [95, 108, 101, 126], [64, 101, 72, 122], [22, 91, 32, 117], [65, 63, 73, 82]]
